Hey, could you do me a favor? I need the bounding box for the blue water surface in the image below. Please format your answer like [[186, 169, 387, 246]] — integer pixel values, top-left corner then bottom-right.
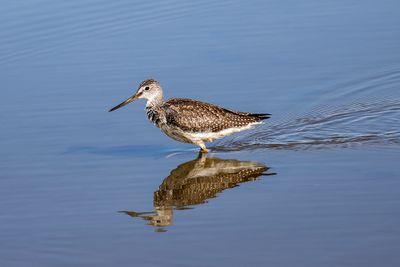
[[1, 1, 400, 266]]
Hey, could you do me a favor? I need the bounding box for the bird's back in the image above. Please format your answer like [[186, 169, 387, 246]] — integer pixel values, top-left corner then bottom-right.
[[162, 98, 270, 133]]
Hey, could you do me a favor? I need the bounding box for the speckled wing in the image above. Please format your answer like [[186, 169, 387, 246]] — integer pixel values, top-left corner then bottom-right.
[[163, 98, 270, 133]]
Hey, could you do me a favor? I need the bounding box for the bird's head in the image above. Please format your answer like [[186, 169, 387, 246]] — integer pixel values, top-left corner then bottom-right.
[[109, 79, 163, 112]]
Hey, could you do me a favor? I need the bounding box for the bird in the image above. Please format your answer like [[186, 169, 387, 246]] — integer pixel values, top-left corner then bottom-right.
[[109, 79, 270, 153]]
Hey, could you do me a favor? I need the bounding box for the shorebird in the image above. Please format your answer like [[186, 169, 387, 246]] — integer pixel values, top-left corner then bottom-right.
[[109, 79, 270, 152]]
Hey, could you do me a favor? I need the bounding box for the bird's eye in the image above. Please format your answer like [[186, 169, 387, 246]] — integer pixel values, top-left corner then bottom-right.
[[144, 86, 150, 91]]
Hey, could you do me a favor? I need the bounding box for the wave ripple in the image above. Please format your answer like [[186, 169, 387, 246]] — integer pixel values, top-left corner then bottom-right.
[[215, 98, 400, 151]]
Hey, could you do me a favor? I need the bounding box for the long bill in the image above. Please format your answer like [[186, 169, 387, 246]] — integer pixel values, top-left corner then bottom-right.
[[109, 94, 139, 112]]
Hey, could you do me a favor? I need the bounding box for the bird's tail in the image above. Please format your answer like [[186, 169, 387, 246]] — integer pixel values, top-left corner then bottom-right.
[[250, 113, 271, 120]]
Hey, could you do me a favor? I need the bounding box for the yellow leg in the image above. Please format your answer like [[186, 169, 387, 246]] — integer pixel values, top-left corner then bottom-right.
[[199, 143, 208, 153]]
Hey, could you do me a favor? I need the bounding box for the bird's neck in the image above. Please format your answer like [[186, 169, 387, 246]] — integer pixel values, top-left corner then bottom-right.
[[145, 96, 164, 127], [145, 94, 164, 109]]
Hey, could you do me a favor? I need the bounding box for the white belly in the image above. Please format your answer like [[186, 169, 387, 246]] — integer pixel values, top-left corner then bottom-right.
[[159, 121, 261, 144]]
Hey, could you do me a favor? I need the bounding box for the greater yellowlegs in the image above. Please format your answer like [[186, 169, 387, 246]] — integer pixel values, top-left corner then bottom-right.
[[109, 79, 270, 152]]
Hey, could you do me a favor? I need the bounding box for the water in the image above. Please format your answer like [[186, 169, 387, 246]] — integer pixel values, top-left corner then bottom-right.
[[1, 0, 400, 266]]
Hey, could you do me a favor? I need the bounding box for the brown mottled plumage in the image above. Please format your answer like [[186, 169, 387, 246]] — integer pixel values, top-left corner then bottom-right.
[[163, 98, 269, 133], [109, 79, 270, 152], [154, 155, 268, 207]]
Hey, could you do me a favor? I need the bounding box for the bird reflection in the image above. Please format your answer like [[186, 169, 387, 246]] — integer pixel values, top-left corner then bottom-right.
[[121, 154, 275, 231]]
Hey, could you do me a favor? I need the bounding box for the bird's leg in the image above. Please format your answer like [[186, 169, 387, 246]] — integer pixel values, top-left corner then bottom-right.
[[198, 143, 208, 153], [196, 151, 207, 161]]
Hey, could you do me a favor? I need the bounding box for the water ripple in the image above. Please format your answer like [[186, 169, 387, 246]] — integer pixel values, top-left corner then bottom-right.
[[215, 70, 400, 151]]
